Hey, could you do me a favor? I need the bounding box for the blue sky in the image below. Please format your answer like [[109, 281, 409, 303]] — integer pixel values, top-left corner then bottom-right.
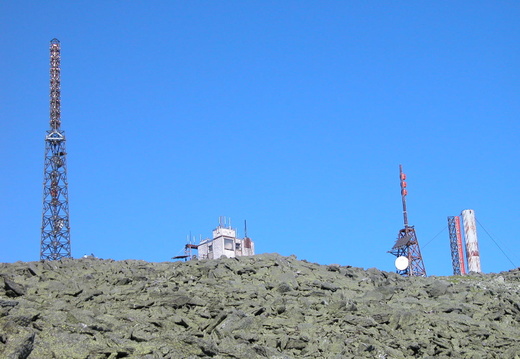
[[1, 1, 519, 276]]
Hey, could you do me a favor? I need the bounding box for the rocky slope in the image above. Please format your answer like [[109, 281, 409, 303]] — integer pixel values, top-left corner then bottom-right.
[[1, 253, 519, 358]]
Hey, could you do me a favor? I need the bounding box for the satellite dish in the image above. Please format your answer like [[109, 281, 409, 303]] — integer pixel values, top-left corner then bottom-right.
[[395, 256, 409, 271]]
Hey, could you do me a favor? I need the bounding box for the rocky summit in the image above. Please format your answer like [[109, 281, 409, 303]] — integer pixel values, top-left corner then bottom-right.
[[1, 254, 519, 359]]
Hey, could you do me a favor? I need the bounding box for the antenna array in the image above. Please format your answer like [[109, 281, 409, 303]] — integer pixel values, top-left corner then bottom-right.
[[389, 165, 426, 277]]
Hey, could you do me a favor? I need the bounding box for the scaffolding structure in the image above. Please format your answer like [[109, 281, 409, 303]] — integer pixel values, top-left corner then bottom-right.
[[172, 236, 199, 261], [447, 216, 466, 275], [389, 165, 427, 277], [40, 39, 72, 260]]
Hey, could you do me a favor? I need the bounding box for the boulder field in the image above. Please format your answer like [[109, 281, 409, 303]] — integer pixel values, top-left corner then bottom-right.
[[1, 253, 519, 358]]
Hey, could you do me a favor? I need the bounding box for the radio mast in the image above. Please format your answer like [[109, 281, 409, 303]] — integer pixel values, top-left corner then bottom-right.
[[40, 39, 72, 260], [389, 165, 426, 277]]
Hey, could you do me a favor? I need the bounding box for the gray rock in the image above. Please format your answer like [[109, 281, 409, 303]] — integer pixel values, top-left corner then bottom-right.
[[5, 331, 35, 359], [0, 256, 518, 358], [426, 279, 451, 298], [3, 278, 26, 298]]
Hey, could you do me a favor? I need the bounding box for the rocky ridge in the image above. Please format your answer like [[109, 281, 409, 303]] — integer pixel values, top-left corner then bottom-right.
[[1, 253, 520, 358]]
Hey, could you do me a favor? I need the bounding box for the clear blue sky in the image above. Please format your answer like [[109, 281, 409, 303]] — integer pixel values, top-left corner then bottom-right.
[[1, 1, 519, 276]]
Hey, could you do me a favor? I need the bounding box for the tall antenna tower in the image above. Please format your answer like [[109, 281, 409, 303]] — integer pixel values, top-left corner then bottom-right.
[[40, 38, 72, 260], [389, 165, 426, 277]]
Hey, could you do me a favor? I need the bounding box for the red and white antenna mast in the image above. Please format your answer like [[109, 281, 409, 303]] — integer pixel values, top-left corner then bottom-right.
[[400, 164, 409, 227], [389, 165, 427, 277], [40, 39, 72, 260]]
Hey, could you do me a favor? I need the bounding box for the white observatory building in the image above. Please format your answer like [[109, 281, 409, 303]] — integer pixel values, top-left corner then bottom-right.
[[197, 217, 255, 259]]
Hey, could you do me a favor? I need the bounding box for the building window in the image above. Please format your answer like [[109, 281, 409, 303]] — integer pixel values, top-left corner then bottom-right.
[[235, 243, 241, 250], [224, 238, 233, 250], [208, 245, 213, 252]]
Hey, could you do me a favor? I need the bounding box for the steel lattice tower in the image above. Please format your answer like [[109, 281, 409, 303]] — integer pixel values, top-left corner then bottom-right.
[[40, 38, 72, 260], [447, 216, 466, 275], [389, 165, 427, 277]]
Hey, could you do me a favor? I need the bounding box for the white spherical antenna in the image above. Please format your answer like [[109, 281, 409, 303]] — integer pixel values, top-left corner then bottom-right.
[[395, 256, 409, 271]]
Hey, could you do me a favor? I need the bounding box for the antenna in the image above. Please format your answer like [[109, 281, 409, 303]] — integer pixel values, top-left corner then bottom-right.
[[244, 220, 248, 238], [388, 165, 426, 277], [399, 164, 408, 228], [395, 256, 409, 271], [40, 39, 72, 260]]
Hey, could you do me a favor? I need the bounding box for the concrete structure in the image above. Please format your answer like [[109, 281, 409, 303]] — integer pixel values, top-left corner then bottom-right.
[[198, 218, 255, 259], [461, 209, 481, 273]]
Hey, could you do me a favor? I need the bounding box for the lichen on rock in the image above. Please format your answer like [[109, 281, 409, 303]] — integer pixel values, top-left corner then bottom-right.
[[0, 254, 519, 358]]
